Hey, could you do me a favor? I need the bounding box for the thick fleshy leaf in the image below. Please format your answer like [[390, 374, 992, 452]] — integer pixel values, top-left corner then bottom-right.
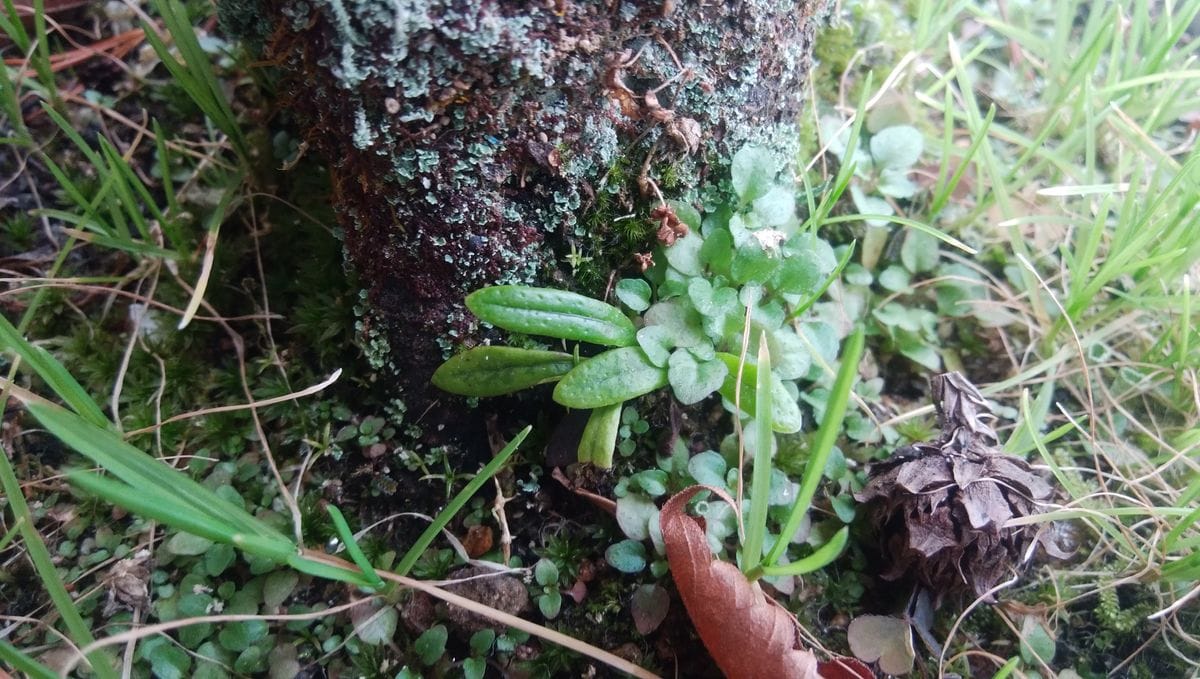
[[577, 403, 622, 468], [466, 285, 635, 346], [660, 486, 820, 679], [432, 347, 574, 397], [553, 347, 668, 408]]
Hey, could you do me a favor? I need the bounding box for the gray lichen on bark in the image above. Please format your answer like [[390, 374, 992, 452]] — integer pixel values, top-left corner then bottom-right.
[[220, 0, 826, 434]]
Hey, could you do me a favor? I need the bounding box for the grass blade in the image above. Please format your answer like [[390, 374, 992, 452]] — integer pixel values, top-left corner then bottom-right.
[[0, 313, 108, 426], [326, 505, 385, 588], [397, 425, 531, 576], [765, 327, 864, 567], [742, 333, 774, 572]]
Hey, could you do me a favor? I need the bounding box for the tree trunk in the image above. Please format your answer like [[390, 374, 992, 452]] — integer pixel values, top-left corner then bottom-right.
[[220, 0, 827, 434]]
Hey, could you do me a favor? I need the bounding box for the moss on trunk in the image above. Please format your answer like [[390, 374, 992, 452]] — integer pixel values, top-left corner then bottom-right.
[[220, 0, 826, 438]]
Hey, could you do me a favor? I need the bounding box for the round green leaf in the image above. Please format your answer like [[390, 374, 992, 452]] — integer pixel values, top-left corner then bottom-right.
[[553, 347, 668, 409], [630, 469, 669, 497], [466, 285, 635, 346], [699, 227, 733, 275], [615, 493, 657, 541], [644, 299, 705, 348], [218, 620, 268, 653], [688, 451, 727, 488], [263, 570, 298, 609], [166, 531, 213, 556], [664, 231, 705, 276], [233, 646, 267, 676], [636, 325, 674, 368], [468, 629, 496, 656], [731, 145, 777, 202], [203, 543, 236, 576], [869, 125, 924, 170], [731, 239, 781, 284], [538, 590, 563, 619], [463, 657, 487, 679], [773, 250, 821, 295], [534, 558, 559, 586], [900, 229, 939, 273], [752, 185, 796, 226], [141, 636, 192, 679], [615, 278, 652, 312], [415, 624, 449, 666], [432, 346, 575, 397], [605, 539, 648, 573], [668, 349, 729, 405]]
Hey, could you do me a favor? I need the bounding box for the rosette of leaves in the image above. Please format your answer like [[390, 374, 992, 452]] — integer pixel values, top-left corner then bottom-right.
[[432, 145, 847, 468], [820, 118, 924, 269], [855, 372, 1063, 604]]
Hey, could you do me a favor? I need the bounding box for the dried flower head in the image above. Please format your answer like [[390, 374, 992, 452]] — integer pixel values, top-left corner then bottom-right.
[[856, 372, 1066, 604]]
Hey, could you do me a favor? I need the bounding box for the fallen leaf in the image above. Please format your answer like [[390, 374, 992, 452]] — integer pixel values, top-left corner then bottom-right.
[[661, 485, 820, 679], [847, 615, 915, 675], [630, 584, 670, 635], [818, 657, 876, 679]]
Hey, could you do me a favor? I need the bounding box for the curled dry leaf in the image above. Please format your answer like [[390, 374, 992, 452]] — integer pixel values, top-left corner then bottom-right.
[[661, 485, 821, 679]]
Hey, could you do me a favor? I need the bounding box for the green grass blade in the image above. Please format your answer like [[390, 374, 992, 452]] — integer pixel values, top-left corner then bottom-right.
[[929, 103, 994, 216], [66, 470, 256, 549], [0, 447, 117, 679], [0, 314, 108, 426], [286, 552, 376, 587], [742, 333, 774, 573], [24, 400, 285, 540], [0, 640, 60, 679], [760, 525, 849, 577], [397, 425, 531, 576], [765, 327, 864, 567], [326, 505, 385, 588]]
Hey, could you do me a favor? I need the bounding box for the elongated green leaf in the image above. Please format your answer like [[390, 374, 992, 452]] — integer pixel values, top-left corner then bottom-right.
[[0, 640, 59, 679], [432, 346, 575, 397], [286, 553, 376, 587], [742, 335, 774, 571], [714, 353, 802, 433], [0, 315, 108, 427], [326, 505, 384, 587], [467, 286, 636, 347], [761, 526, 849, 576], [764, 328, 864, 567], [0, 451, 117, 679], [396, 426, 530, 576], [26, 401, 282, 540], [553, 347, 668, 408], [578, 402, 622, 468], [67, 471, 294, 559]]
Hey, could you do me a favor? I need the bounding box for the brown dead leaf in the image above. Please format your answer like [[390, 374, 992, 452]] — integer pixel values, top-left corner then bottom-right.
[[818, 657, 876, 679], [661, 485, 821, 679]]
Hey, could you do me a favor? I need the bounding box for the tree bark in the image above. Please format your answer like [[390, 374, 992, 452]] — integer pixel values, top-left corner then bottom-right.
[[220, 0, 827, 434]]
